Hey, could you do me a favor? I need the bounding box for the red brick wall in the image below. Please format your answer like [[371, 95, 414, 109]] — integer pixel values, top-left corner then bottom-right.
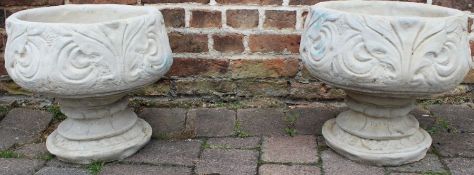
[[0, 0, 473, 100]]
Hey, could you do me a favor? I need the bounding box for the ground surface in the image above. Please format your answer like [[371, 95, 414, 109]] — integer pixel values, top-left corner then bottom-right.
[[0, 104, 473, 175]]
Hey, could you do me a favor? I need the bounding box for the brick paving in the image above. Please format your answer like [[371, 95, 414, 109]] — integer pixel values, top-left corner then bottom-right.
[[0, 105, 473, 174]]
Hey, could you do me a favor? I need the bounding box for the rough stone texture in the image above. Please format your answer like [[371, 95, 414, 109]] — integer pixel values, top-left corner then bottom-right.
[[196, 149, 259, 175], [443, 158, 474, 175], [264, 10, 296, 29], [0, 158, 45, 175], [137, 79, 171, 96], [138, 108, 186, 138], [213, 34, 245, 53], [0, 108, 52, 150], [289, 106, 345, 135], [100, 164, 191, 175], [35, 167, 89, 175], [226, 9, 259, 29], [432, 133, 474, 157], [216, 0, 281, 5], [124, 139, 201, 166], [230, 58, 299, 78], [386, 154, 446, 173], [45, 158, 85, 169], [259, 164, 321, 175], [168, 32, 208, 53], [262, 136, 318, 163], [410, 107, 435, 130], [237, 108, 286, 136], [187, 108, 236, 137], [429, 105, 474, 133], [236, 79, 289, 97], [68, 0, 136, 3], [15, 143, 49, 159], [166, 58, 228, 77], [142, 0, 209, 3], [161, 8, 185, 28], [206, 137, 260, 149], [249, 34, 301, 53], [321, 150, 385, 175], [190, 10, 222, 28]]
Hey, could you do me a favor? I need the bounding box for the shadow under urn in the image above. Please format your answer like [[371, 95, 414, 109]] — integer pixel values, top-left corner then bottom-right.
[[4, 5, 173, 164], [300, 1, 471, 166]]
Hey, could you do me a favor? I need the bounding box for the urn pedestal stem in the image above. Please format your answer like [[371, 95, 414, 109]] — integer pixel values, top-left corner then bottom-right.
[[322, 91, 432, 166], [46, 95, 152, 164]]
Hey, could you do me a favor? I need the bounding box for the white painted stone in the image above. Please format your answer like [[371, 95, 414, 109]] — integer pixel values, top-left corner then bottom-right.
[[4, 4, 173, 164], [300, 1, 471, 166]]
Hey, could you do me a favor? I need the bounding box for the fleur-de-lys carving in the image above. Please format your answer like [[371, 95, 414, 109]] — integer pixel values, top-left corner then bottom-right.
[[301, 9, 471, 94]]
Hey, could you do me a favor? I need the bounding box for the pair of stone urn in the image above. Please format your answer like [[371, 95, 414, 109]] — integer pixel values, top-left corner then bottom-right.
[[4, 1, 471, 166]]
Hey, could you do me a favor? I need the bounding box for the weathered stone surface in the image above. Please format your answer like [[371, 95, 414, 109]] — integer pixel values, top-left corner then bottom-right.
[[35, 167, 89, 175], [236, 79, 289, 97], [15, 143, 49, 159], [259, 164, 321, 175], [124, 139, 201, 166], [175, 79, 236, 96], [432, 133, 474, 157], [187, 108, 236, 137], [289, 106, 345, 135], [45, 158, 84, 169], [410, 107, 435, 130], [262, 135, 318, 163], [237, 108, 286, 136], [0, 108, 52, 150], [386, 154, 446, 173], [100, 164, 191, 175], [429, 105, 474, 133], [196, 149, 258, 175], [139, 108, 186, 138], [289, 81, 345, 100], [206, 137, 260, 149], [443, 158, 474, 175], [321, 150, 385, 175], [0, 158, 45, 175]]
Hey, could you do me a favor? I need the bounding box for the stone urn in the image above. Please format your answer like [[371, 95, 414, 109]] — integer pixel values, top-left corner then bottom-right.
[[4, 4, 173, 163], [300, 1, 471, 166]]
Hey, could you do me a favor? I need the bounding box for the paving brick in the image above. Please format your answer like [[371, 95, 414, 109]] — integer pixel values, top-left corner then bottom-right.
[[321, 150, 385, 175], [187, 108, 236, 137], [35, 167, 89, 175], [428, 105, 474, 133], [226, 9, 259, 29], [100, 164, 191, 175], [264, 10, 296, 29], [190, 10, 221, 28], [249, 34, 300, 53], [124, 139, 201, 166], [45, 158, 85, 169], [168, 32, 208, 53], [432, 133, 474, 157], [15, 143, 49, 159], [443, 157, 474, 175], [166, 58, 228, 77], [69, 0, 136, 3], [196, 149, 258, 175], [289, 106, 345, 135], [259, 164, 321, 175], [161, 8, 185, 28], [0, 108, 52, 150], [213, 34, 244, 53], [142, 0, 209, 3], [230, 58, 299, 78], [262, 135, 318, 163], [386, 154, 446, 173], [0, 158, 45, 175], [237, 108, 286, 136], [206, 137, 260, 149], [139, 108, 186, 139]]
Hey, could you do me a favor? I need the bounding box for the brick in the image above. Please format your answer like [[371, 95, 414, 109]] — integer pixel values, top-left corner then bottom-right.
[[237, 108, 286, 136], [290, 81, 345, 100], [432, 133, 474, 157], [289, 0, 325, 5], [322, 150, 385, 175], [463, 69, 474, 83], [226, 9, 259, 29], [196, 149, 259, 175], [259, 164, 321, 175], [386, 154, 446, 173], [161, 9, 185, 28], [206, 137, 261, 149], [187, 108, 236, 137], [443, 158, 474, 175], [433, 0, 474, 12], [142, 0, 209, 3], [35, 167, 89, 175], [124, 139, 201, 166], [166, 58, 228, 77], [216, 0, 281, 5], [1, 28, 7, 53], [0, 159, 45, 175], [138, 108, 186, 138], [0, 9, 4, 29], [262, 136, 318, 163], [100, 164, 191, 175], [168, 32, 208, 53], [236, 79, 289, 97], [213, 34, 244, 53], [428, 105, 474, 133], [175, 79, 236, 95], [0, 54, 6, 76], [230, 58, 299, 78], [0, 0, 63, 6], [190, 10, 221, 28], [289, 106, 345, 135], [69, 0, 136, 4], [15, 143, 49, 159], [249, 34, 300, 53], [135, 79, 170, 96], [264, 10, 296, 29]]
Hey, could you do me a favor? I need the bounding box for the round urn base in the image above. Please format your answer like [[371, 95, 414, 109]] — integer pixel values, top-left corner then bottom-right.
[[322, 91, 432, 166], [45, 95, 152, 164]]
